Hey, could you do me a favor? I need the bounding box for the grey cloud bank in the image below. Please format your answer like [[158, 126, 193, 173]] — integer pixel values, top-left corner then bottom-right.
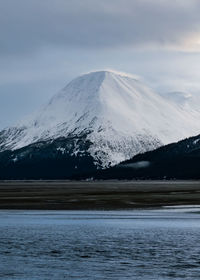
[[1, 0, 200, 128], [1, 0, 200, 54]]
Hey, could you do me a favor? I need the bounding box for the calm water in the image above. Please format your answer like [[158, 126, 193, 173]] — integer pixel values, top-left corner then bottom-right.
[[1, 208, 200, 279]]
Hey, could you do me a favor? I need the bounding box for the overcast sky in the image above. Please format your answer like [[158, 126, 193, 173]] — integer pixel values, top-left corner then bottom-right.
[[1, 0, 200, 128]]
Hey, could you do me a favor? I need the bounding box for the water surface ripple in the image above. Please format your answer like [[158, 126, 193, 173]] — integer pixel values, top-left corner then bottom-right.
[[0, 209, 200, 279]]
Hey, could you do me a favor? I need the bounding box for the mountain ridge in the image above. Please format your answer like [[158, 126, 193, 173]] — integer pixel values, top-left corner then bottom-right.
[[91, 133, 200, 180]]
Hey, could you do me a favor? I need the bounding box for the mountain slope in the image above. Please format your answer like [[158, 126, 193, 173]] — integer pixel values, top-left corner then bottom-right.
[[1, 70, 200, 170], [0, 134, 97, 179], [92, 134, 200, 180]]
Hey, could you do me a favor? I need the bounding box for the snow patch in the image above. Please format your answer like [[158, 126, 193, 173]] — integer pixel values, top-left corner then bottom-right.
[[193, 139, 200, 145], [12, 157, 18, 163], [56, 147, 66, 154]]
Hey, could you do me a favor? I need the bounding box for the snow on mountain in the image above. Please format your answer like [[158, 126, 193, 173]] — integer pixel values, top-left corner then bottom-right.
[[160, 90, 200, 123], [1, 70, 200, 168], [94, 132, 200, 180], [162, 91, 192, 107]]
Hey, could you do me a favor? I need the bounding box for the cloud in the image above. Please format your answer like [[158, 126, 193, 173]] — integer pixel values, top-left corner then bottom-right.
[[1, 0, 200, 129], [1, 0, 200, 55], [120, 161, 150, 169]]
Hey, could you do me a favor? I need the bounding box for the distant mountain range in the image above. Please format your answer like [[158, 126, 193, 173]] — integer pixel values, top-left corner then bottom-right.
[[1, 70, 200, 179]]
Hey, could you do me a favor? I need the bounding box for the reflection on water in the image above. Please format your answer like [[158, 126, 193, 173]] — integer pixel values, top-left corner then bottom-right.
[[0, 208, 200, 280]]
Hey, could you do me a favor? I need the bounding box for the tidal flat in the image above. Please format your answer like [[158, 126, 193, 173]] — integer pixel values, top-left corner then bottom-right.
[[0, 180, 200, 210]]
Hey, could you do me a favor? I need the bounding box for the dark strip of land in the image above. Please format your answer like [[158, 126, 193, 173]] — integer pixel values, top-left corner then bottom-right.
[[0, 180, 200, 210]]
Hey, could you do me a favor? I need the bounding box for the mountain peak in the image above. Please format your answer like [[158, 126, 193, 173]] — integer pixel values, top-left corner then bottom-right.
[[49, 70, 141, 112], [1, 70, 200, 168], [78, 69, 139, 80]]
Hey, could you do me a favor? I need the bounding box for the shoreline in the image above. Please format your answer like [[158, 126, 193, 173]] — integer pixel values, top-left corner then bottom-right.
[[0, 180, 200, 210]]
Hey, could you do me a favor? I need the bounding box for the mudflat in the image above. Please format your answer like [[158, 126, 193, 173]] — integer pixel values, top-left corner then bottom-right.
[[0, 180, 200, 210]]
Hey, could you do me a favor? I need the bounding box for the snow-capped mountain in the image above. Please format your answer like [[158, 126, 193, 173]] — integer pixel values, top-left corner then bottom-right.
[[1, 70, 200, 168]]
